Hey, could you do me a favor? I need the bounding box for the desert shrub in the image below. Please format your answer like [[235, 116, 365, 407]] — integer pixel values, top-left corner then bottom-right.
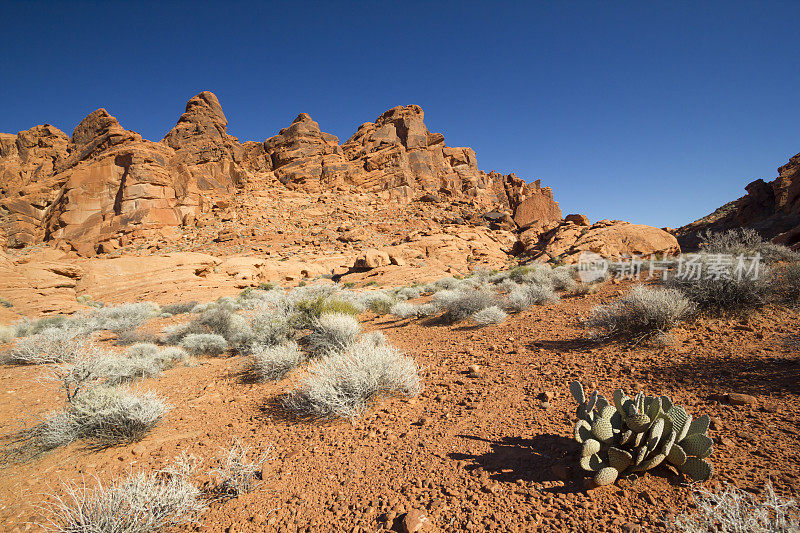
[[773, 262, 800, 305], [237, 287, 287, 310], [13, 315, 68, 337], [124, 343, 160, 359], [363, 292, 396, 314], [471, 306, 507, 326], [179, 334, 228, 356], [3, 327, 87, 365], [306, 313, 361, 356], [389, 302, 419, 319], [670, 482, 798, 532], [85, 303, 160, 333], [666, 257, 771, 314], [284, 338, 421, 420], [152, 347, 188, 368], [191, 308, 252, 346], [506, 283, 559, 312], [96, 355, 162, 385], [550, 265, 579, 291], [0, 297, 13, 308], [115, 329, 157, 346], [249, 341, 304, 381], [208, 439, 270, 496], [568, 282, 601, 296], [159, 323, 191, 345], [395, 286, 422, 300], [247, 311, 295, 349], [415, 303, 439, 317], [293, 296, 360, 327], [361, 331, 387, 347], [259, 282, 276, 291], [434, 289, 497, 323], [431, 277, 461, 291], [40, 454, 204, 532], [585, 285, 695, 340], [0, 325, 14, 344], [38, 387, 168, 448], [161, 301, 198, 315], [699, 228, 800, 264]]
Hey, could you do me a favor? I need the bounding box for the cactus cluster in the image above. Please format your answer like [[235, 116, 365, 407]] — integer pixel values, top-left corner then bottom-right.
[[569, 381, 714, 486]]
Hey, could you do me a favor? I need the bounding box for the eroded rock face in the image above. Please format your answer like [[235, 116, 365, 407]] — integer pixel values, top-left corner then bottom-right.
[[677, 151, 800, 249], [521, 219, 680, 263]]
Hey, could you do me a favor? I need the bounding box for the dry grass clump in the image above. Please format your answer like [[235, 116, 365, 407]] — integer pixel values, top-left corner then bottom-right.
[[249, 341, 304, 381], [699, 228, 800, 264], [1, 325, 16, 344], [670, 482, 799, 532], [40, 454, 204, 532], [585, 285, 695, 341], [433, 289, 497, 323], [773, 262, 800, 305], [306, 313, 361, 356], [208, 439, 270, 496], [161, 301, 198, 315], [3, 327, 87, 365], [506, 283, 559, 311], [84, 302, 161, 333], [284, 338, 422, 421], [666, 258, 771, 314], [390, 301, 420, 319], [37, 386, 169, 449], [180, 334, 228, 356], [471, 306, 507, 326]]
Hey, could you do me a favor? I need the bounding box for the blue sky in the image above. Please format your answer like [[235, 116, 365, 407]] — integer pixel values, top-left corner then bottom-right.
[[2, 1, 798, 228]]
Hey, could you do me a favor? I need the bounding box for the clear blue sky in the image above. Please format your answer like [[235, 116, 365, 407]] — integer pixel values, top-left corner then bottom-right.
[[2, 1, 798, 228]]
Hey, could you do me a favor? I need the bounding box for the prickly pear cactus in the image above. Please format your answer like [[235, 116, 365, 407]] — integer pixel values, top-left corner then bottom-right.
[[569, 381, 714, 486]]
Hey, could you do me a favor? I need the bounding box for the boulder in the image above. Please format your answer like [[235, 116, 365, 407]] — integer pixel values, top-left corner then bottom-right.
[[513, 187, 563, 228], [523, 220, 680, 263]]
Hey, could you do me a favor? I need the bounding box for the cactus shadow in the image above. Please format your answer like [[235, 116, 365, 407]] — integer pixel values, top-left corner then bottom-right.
[[448, 433, 587, 493]]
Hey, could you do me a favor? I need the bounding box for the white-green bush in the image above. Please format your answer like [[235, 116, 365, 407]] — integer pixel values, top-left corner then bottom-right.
[[389, 302, 419, 319], [160, 323, 191, 345], [247, 310, 295, 349], [671, 482, 799, 532], [586, 285, 695, 339], [124, 343, 160, 359], [38, 387, 169, 448], [0, 325, 15, 344], [3, 327, 87, 365], [84, 302, 160, 333], [434, 289, 497, 323], [471, 306, 507, 326], [507, 283, 559, 311], [284, 338, 422, 420], [40, 455, 204, 532], [180, 334, 228, 356], [306, 313, 361, 356], [249, 341, 304, 381], [208, 439, 269, 496]]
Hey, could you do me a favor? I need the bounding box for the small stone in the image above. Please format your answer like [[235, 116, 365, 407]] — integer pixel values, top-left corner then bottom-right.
[[717, 436, 735, 447], [540, 401, 551, 409], [538, 391, 554, 402], [400, 508, 430, 533], [710, 417, 723, 430], [727, 393, 757, 406], [622, 523, 641, 533]]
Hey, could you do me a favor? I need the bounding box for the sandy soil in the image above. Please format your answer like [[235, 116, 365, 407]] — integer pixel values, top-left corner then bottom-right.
[[0, 280, 798, 532]]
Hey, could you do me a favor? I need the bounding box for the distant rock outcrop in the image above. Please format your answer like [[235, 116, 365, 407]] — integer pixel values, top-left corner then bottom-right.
[[0, 91, 676, 263], [677, 151, 800, 250]]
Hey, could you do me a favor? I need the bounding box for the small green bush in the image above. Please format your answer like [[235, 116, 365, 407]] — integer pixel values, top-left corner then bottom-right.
[[180, 334, 228, 356]]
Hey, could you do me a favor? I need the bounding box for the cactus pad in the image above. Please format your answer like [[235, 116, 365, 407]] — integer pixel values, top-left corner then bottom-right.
[[667, 443, 687, 466], [574, 420, 592, 443], [681, 434, 713, 459], [687, 414, 710, 437], [580, 453, 604, 472], [608, 447, 633, 471], [582, 439, 601, 457], [632, 453, 666, 473], [679, 457, 713, 482], [591, 417, 614, 443], [627, 413, 651, 432], [570, 381, 586, 404], [594, 466, 619, 486]]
